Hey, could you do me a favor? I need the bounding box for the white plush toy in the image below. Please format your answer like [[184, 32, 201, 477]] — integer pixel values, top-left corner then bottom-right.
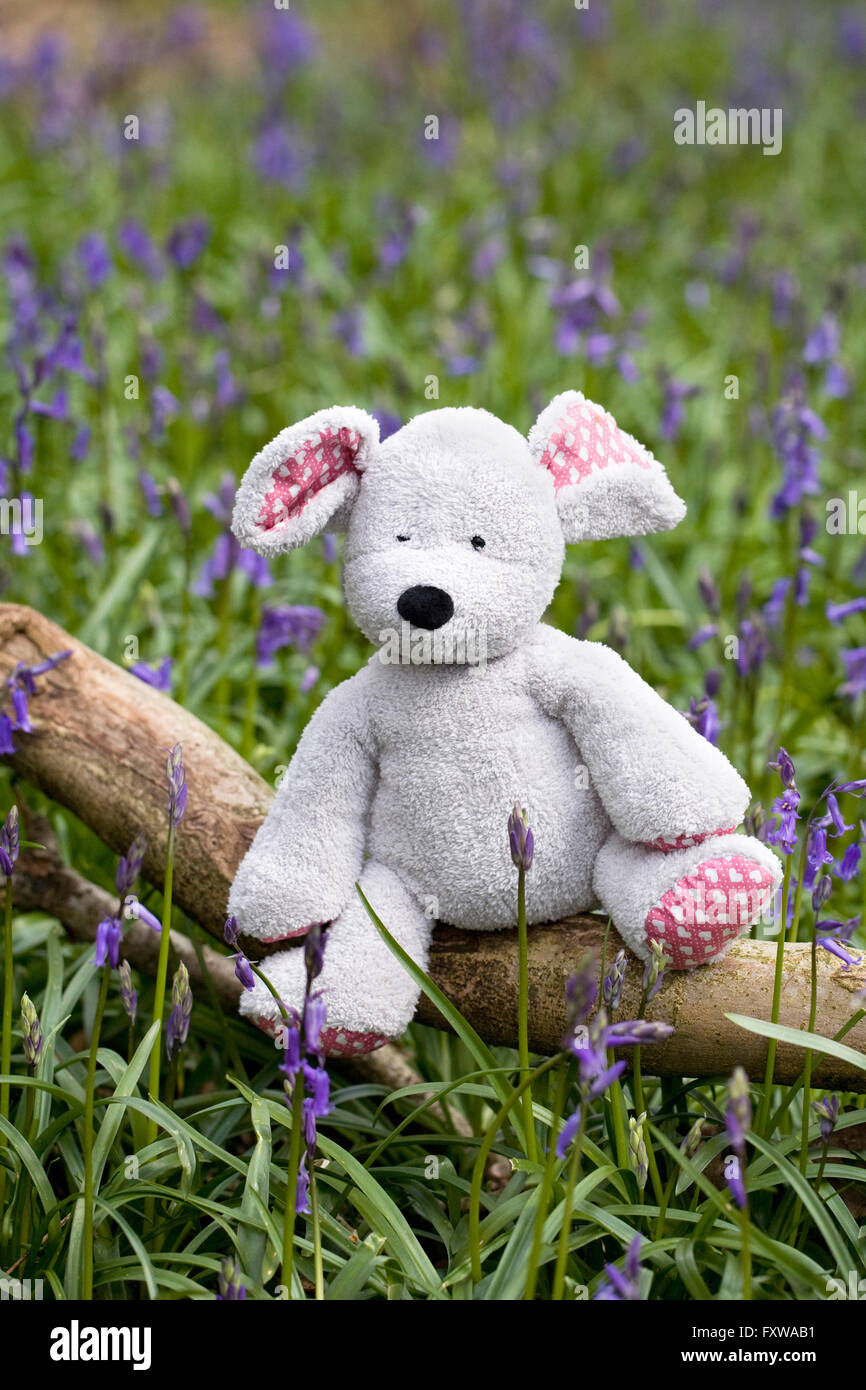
[[229, 394, 781, 1056]]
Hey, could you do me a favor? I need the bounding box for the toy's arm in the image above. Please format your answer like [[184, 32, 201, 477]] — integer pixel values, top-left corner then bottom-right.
[[527, 627, 749, 845], [227, 672, 377, 940]]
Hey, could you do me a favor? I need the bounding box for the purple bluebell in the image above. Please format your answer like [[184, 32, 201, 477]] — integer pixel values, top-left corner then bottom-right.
[[811, 874, 832, 912], [78, 233, 113, 289], [165, 962, 192, 1058], [95, 916, 122, 970], [827, 598, 866, 623], [563, 956, 598, 1041], [602, 949, 626, 1013], [826, 793, 853, 838], [594, 1235, 643, 1301], [137, 471, 163, 518], [193, 475, 271, 596], [770, 383, 825, 518], [803, 316, 840, 365], [0, 805, 19, 877], [256, 606, 326, 667], [166, 217, 209, 270], [507, 803, 533, 871], [812, 1094, 840, 1143], [687, 624, 718, 651], [118, 220, 163, 279], [698, 567, 721, 616], [642, 939, 667, 1003], [233, 954, 255, 991], [216, 1257, 246, 1301], [166, 742, 187, 827], [724, 1066, 751, 1208], [299, 666, 319, 694], [682, 695, 720, 746], [660, 379, 700, 443], [20, 992, 42, 1067], [839, 648, 866, 700], [815, 917, 862, 970], [122, 896, 162, 933], [224, 915, 240, 947], [735, 619, 769, 678], [130, 658, 173, 693], [118, 960, 137, 1025], [116, 834, 146, 899]]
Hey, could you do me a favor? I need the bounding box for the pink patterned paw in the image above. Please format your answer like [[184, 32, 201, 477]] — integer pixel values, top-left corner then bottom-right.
[[319, 1027, 389, 1058], [645, 854, 777, 970]]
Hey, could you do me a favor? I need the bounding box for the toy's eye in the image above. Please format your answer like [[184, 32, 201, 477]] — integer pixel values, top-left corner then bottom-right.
[[396, 534, 410, 542], [471, 535, 486, 550]]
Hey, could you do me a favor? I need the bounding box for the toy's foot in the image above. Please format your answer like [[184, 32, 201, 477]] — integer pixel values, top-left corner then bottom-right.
[[319, 1028, 389, 1057], [645, 853, 778, 969], [593, 830, 782, 970], [240, 861, 431, 1047], [250, 1014, 388, 1057]]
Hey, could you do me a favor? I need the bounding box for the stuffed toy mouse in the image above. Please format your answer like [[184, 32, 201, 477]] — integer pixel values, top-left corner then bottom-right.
[[228, 393, 781, 1056]]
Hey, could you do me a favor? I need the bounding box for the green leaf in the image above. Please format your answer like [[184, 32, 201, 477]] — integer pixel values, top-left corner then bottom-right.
[[317, 1133, 443, 1297], [357, 884, 525, 1145], [725, 1013, 866, 1072]]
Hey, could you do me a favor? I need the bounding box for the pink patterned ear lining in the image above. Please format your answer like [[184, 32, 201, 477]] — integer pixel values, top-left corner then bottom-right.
[[538, 397, 653, 491], [255, 425, 362, 531]]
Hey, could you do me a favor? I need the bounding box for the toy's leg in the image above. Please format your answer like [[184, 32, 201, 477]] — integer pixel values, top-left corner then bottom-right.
[[240, 861, 431, 1057], [593, 830, 781, 969]]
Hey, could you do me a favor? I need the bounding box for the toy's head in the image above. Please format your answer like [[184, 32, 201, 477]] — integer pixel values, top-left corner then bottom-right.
[[233, 394, 685, 663]]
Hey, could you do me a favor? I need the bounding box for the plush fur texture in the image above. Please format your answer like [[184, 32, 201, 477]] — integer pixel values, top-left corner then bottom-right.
[[228, 399, 782, 1049]]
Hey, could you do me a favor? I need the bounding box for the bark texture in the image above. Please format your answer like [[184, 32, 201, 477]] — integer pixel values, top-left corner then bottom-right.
[[2, 601, 865, 1086]]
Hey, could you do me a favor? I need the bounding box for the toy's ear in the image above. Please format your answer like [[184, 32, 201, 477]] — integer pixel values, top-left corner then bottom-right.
[[528, 391, 686, 543], [232, 406, 379, 554]]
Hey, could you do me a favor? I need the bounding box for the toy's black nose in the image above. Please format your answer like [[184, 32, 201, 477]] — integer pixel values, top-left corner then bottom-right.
[[397, 585, 454, 630]]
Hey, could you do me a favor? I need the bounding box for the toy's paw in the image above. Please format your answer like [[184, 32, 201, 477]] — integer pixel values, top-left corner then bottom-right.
[[319, 1027, 389, 1057], [249, 1012, 387, 1057], [645, 852, 778, 970]]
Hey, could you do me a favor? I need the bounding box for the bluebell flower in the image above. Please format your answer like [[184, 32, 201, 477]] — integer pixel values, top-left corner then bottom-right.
[[594, 1235, 643, 1301], [95, 916, 122, 970]]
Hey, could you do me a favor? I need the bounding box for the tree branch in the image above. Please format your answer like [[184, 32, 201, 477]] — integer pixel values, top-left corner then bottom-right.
[[2, 601, 864, 1085]]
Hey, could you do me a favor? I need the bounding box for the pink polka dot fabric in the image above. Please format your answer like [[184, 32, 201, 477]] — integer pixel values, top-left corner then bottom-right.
[[538, 396, 653, 492], [319, 1027, 389, 1057], [645, 853, 777, 970], [256, 425, 362, 532], [251, 1014, 388, 1056], [643, 827, 735, 853]]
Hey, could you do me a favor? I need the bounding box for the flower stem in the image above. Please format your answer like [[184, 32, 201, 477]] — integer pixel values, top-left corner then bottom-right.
[[310, 1165, 325, 1300], [147, 822, 175, 1144], [551, 1102, 587, 1300], [82, 963, 111, 1300], [517, 867, 537, 1164], [524, 1062, 569, 1300], [757, 851, 792, 1135], [740, 1204, 752, 1300], [790, 932, 819, 1238], [468, 1054, 561, 1283], [281, 1074, 305, 1298], [0, 879, 14, 1227]]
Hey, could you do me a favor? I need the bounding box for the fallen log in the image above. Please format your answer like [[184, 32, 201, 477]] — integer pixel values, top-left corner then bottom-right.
[[1, 601, 864, 1086]]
